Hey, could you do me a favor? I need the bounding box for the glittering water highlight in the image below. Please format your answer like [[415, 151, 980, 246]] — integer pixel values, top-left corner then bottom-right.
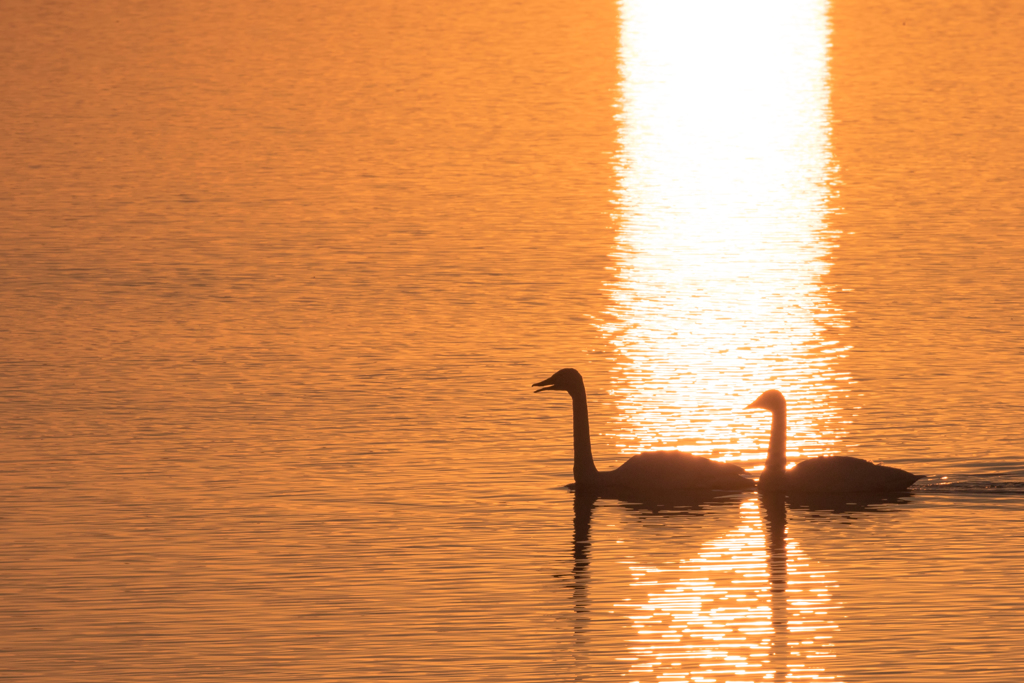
[[603, 0, 847, 470], [622, 498, 839, 681]]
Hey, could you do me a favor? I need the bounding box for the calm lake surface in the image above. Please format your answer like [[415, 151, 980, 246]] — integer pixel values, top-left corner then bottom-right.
[[2, 0, 1023, 680]]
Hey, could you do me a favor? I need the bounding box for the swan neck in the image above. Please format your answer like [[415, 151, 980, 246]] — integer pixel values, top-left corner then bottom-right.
[[569, 387, 599, 484], [765, 408, 787, 473]]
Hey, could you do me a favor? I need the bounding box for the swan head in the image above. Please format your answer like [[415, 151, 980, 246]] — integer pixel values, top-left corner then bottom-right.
[[533, 368, 585, 394], [746, 389, 786, 413]]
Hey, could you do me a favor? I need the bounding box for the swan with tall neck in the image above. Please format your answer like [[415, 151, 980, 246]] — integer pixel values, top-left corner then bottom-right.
[[533, 368, 754, 493], [746, 389, 923, 492]]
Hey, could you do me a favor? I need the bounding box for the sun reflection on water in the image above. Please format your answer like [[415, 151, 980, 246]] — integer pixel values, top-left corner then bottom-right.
[[604, 0, 849, 469], [620, 499, 839, 681]]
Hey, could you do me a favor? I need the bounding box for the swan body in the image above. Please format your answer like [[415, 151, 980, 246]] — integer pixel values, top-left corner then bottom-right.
[[534, 369, 754, 493], [747, 389, 923, 493]]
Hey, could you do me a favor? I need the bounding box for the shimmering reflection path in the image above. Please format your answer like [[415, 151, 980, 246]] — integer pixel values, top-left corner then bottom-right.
[[605, 0, 845, 468], [622, 499, 838, 681]]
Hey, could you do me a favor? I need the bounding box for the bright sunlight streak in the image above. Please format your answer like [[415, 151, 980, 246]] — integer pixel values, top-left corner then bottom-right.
[[601, 0, 850, 469], [621, 500, 838, 681]]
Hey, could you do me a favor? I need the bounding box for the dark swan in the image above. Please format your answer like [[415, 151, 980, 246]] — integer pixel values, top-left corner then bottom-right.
[[746, 389, 924, 493], [533, 368, 754, 493]]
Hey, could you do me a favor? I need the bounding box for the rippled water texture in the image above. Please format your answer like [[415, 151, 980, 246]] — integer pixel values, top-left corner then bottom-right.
[[2, 0, 1023, 681]]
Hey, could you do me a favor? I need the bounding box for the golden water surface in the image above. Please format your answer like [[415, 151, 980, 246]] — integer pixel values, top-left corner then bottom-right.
[[2, 0, 1023, 681]]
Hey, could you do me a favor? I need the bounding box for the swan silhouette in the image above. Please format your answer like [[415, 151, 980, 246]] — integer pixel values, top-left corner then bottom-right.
[[534, 368, 754, 493], [746, 389, 924, 492]]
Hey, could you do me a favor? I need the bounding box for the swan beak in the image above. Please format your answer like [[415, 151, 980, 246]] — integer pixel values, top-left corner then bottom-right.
[[532, 375, 558, 393], [745, 400, 759, 409]]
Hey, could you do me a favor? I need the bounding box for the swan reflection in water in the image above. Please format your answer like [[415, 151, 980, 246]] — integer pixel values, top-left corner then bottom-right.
[[617, 496, 840, 681], [569, 490, 915, 681], [568, 490, 744, 673]]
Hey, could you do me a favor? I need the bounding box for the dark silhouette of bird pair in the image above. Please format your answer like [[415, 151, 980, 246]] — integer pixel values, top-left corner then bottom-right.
[[533, 368, 923, 495]]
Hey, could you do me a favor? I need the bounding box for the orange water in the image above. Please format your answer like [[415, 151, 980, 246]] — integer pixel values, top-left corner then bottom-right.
[[2, 0, 1023, 680]]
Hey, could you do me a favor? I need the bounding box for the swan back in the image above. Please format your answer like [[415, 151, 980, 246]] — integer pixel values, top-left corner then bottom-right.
[[603, 450, 755, 492], [788, 456, 924, 493]]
